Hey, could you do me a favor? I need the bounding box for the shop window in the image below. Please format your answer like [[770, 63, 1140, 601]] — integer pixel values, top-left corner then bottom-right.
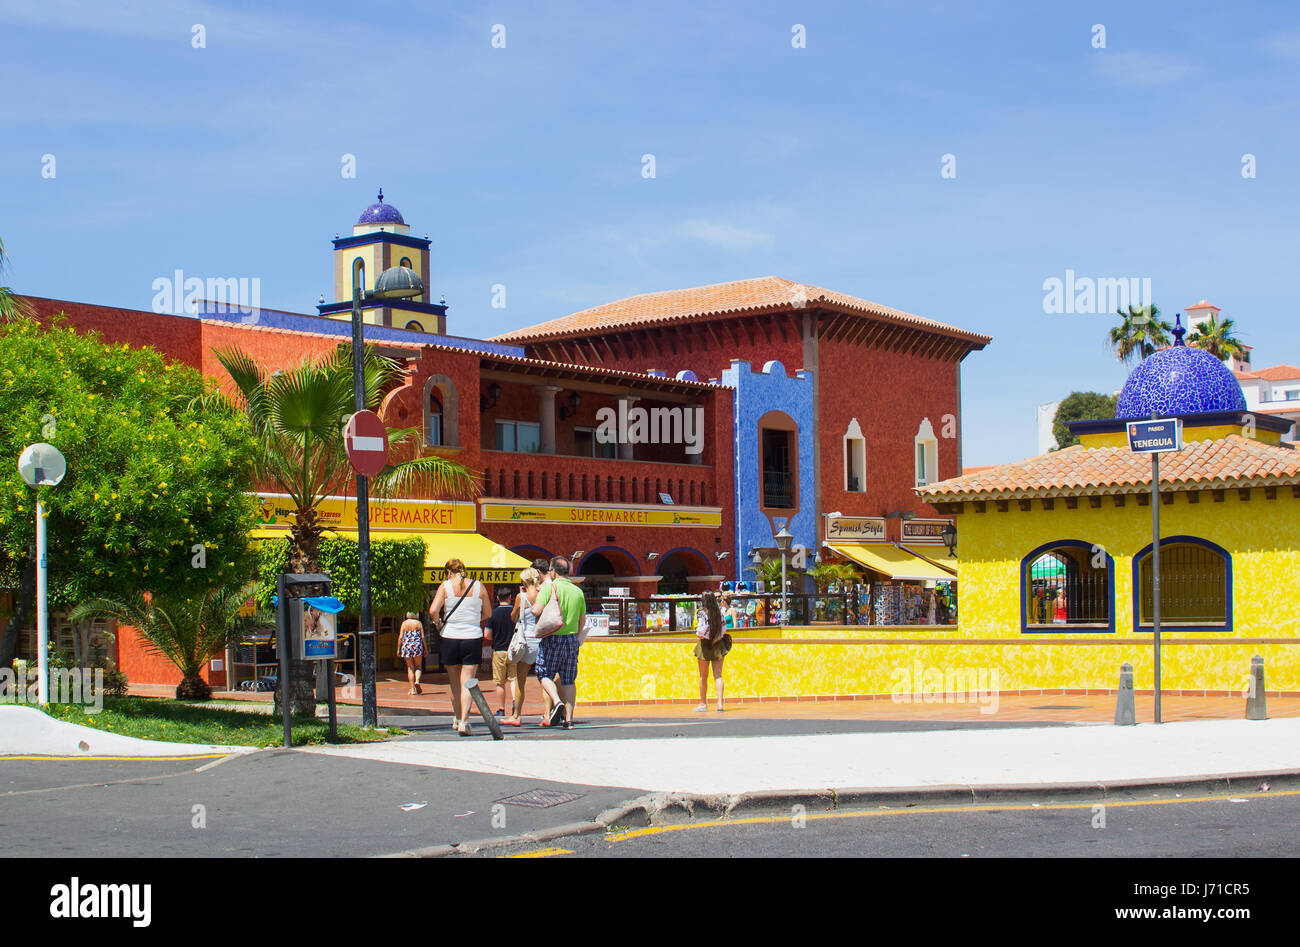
[[422, 374, 458, 447], [495, 420, 541, 453], [843, 418, 865, 492], [574, 426, 616, 459], [1020, 540, 1114, 633], [1133, 537, 1230, 631], [914, 419, 938, 487]]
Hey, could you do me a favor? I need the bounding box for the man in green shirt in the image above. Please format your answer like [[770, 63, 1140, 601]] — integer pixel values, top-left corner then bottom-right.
[[531, 555, 586, 728]]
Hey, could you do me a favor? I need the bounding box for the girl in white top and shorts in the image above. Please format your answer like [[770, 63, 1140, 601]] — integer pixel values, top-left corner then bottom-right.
[[429, 558, 492, 735]]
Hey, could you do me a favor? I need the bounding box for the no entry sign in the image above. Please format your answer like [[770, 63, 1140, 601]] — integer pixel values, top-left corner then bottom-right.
[[344, 410, 389, 478]]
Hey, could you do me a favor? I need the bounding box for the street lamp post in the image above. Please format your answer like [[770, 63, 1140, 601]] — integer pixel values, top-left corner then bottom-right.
[[18, 443, 66, 706], [351, 262, 425, 728], [774, 525, 793, 627]]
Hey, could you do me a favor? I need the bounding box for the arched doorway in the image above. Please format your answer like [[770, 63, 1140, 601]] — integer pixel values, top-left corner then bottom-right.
[[656, 547, 712, 595], [575, 546, 637, 600]]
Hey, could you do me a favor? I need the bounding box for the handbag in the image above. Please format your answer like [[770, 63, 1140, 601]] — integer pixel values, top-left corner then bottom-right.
[[533, 585, 565, 638]]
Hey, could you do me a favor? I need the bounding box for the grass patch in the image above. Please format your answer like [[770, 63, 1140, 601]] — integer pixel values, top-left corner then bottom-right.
[[44, 696, 406, 748]]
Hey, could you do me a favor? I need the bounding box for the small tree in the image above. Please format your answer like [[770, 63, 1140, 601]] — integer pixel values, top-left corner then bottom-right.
[[1052, 391, 1118, 449], [71, 581, 261, 701]]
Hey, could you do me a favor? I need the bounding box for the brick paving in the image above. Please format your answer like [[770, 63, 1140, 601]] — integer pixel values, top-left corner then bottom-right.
[[128, 673, 1300, 725]]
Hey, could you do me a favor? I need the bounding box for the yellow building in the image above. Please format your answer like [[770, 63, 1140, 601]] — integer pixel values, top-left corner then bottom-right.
[[918, 322, 1300, 693]]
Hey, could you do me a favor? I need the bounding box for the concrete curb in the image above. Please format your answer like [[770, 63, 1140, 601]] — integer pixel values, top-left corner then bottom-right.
[[377, 770, 1300, 857]]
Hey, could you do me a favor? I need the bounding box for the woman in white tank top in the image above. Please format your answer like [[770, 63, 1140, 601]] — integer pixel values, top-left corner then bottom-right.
[[428, 559, 492, 735]]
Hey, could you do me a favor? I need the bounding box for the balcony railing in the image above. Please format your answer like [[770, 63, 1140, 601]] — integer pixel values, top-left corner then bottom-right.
[[762, 470, 795, 508], [481, 452, 715, 505]]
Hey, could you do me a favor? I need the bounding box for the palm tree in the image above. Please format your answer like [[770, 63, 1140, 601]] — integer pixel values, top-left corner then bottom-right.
[[212, 345, 479, 574], [207, 345, 478, 714], [72, 582, 261, 701], [0, 236, 34, 323], [1109, 304, 1170, 363], [1186, 313, 1246, 362]]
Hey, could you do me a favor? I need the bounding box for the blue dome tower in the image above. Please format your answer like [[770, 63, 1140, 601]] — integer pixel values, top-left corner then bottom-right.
[[1115, 315, 1246, 419]]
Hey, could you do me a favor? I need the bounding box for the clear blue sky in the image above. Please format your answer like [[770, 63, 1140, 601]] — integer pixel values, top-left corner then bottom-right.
[[3, 1, 1298, 465]]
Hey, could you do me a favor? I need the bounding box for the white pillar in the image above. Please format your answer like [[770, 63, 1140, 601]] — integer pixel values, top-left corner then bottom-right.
[[537, 385, 561, 455], [618, 397, 638, 460]]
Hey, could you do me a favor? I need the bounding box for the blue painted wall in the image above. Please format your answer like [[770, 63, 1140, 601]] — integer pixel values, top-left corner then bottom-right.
[[720, 359, 816, 589]]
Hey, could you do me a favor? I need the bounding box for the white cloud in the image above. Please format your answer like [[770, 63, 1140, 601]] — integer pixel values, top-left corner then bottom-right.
[[1095, 51, 1194, 87], [678, 219, 773, 250]]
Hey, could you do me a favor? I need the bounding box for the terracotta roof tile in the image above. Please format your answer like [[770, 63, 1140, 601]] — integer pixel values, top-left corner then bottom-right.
[[1252, 364, 1300, 382], [917, 435, 1300, 501], [1185, 300, 1219, 310], [490, 276, 990, 347]]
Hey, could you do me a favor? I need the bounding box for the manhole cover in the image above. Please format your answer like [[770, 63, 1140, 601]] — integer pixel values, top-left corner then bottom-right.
[[1031, 705, 1086, 710], [495, 788, 586, 809]]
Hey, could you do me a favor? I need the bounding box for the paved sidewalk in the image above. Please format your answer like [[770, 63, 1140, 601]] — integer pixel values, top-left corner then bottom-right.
[[301, 717, 1300, 795], [130, 676, 1300, 725]]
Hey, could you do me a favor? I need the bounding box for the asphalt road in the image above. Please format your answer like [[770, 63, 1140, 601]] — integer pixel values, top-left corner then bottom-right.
[[488, 786, 1300, 858]]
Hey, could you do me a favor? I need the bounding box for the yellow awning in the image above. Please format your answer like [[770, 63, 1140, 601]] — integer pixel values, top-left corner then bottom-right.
[[828, 543, 957, 582], [249, 527, 530, 579]]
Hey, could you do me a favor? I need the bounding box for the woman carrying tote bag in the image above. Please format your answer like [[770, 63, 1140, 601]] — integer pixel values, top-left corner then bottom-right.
[[428, 558, 492, 736]]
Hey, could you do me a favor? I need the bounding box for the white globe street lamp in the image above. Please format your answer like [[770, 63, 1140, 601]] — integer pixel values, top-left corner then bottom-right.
[[18, 442, 67, 706]]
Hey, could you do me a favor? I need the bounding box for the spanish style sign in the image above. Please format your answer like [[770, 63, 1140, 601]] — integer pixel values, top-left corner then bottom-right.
[[901, 518, 953, 544], [1126, 418, 1183, 454], [825, 515, 886, 542], [479, 500, 722, 528], [255, 494, 476, 532]]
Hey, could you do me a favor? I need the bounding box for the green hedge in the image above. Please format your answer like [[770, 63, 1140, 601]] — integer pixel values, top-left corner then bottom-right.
[[255, 536, 427, 618]]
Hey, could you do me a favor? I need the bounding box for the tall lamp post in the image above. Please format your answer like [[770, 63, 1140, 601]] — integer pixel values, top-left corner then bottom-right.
[[774, 525, 793, 627], [18, 443, 66, 706], [351, 261, 425, 728]]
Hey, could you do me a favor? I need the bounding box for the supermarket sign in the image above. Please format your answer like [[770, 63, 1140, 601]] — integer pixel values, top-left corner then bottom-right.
[[479, 501, 721, 528], [254, 494, 476, 532]]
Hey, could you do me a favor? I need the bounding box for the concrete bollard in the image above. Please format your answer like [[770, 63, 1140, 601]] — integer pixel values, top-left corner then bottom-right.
[[1115, 662, 1136, 726], [1245, 655, 1267, 721]]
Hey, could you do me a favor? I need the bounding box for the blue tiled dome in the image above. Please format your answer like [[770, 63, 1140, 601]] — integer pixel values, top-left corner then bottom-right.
[[357, 188, 405, 226], [1115, 316, 1246, 418]]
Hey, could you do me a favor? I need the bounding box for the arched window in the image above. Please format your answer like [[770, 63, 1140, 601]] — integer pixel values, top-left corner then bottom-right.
[[422, 374, 458, 447], [843, 418, 865, 492], [404, 320, 424, 333], [758, 410, 798, 511], [427, 391, 443, 447], [1020, 540, 1114, 633], [914, 418, 938, 487], [399, 257, 413, 269], [1132, 536, 1230, 631], [353, 258, 365, 294]]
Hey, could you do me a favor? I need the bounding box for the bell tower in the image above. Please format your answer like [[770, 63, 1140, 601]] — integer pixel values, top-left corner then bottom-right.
[[317, 188, 447, 334]]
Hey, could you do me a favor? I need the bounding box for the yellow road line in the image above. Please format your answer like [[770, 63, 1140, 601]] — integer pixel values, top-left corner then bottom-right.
[[502, 847, 573, 858], [604, 787, 1299, 843], [0, 754, 230, 762]]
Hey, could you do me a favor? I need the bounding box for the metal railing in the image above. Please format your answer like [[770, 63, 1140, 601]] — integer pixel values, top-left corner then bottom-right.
[[587, 593, 859, 633]]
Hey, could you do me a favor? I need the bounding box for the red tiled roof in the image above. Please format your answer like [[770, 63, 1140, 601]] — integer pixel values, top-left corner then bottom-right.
[[490, 276, 991, 347], [1233, 370, 1261, 380], [1252, 364, 1300, 382], [917, 435, 1300, 501], [1185, 300, 1219, 310]]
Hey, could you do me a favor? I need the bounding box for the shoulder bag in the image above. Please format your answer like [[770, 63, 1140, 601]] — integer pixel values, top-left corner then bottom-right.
[[533, 583, 565, 638]]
